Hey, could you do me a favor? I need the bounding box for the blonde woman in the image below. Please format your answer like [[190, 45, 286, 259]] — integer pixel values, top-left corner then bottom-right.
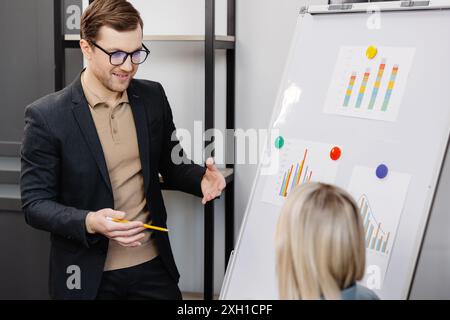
[[274, 182, 379, 300]]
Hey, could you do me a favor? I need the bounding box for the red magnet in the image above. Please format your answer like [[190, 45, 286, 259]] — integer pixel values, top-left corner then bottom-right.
[[330, 146, 342, 161]]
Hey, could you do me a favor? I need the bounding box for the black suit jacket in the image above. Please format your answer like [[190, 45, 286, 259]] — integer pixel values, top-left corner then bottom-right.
[[20, 73, 206, 299]]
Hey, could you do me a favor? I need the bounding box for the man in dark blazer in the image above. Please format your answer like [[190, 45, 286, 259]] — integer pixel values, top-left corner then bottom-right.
[[20, 0, 225, 300]]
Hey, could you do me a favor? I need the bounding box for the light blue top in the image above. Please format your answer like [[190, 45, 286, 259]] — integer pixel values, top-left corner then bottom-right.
[[341, 283, 380, 300]]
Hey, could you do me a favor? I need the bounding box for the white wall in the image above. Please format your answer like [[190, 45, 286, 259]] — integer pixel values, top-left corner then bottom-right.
[[410, 142, 450, 299], [131, 0, 228, 35]]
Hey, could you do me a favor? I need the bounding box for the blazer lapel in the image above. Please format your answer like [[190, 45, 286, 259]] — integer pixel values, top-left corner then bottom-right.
[[70, 74, 113, 195], [128, 81, 151, 195]]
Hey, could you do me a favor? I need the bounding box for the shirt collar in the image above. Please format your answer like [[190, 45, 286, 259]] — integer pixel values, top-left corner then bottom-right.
[[81, 70, 129, 109]]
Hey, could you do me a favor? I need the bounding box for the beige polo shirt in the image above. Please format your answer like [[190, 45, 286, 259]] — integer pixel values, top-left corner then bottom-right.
[[81, 72, 158, 271]]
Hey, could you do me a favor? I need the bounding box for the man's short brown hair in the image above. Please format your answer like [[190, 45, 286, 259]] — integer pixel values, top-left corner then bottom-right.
[[80, 0, 144, 42]]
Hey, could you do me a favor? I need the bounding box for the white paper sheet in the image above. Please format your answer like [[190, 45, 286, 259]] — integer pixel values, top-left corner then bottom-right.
[[324, 46, 415, 122], [261, 138, 341, 207], [347, 166, 411, 290]]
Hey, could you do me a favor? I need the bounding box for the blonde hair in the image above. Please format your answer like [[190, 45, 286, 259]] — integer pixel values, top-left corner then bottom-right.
[[274, 182, 366, 300]]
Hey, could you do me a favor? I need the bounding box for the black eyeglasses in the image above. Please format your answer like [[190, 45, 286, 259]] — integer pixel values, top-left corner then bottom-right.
[[88, 40, 150, 66]]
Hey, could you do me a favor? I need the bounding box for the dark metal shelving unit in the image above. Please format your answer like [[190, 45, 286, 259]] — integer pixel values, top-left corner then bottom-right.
[[204, 0, 236, 301], [54, 0, 236, 300]]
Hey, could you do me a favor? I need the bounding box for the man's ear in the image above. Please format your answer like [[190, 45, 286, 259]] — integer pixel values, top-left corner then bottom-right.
[[79, 39, 92, 61]]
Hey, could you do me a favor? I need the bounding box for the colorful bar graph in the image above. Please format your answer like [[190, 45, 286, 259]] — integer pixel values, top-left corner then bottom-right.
[[368, 59, 386, 110], [355, 68, 371, 108], [381, 64, 399, 112], [343, 72, 357, 107], [359, 195, 391, 254], [278, 149, 312, 198]]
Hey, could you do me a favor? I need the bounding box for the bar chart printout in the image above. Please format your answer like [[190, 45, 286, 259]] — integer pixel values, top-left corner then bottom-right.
[[278, 148, 312, 197], [347, 166, 411, 289], [359, 194, 391, 254], [324, 46, 415, 122], [261, 139, 340, 207]]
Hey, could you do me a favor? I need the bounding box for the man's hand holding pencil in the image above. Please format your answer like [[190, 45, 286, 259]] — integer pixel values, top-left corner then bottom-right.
[[85, 209, 166, 248]]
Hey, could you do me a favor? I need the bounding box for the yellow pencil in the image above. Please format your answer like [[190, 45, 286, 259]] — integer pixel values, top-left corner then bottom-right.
[[106, 217, 169, 232]]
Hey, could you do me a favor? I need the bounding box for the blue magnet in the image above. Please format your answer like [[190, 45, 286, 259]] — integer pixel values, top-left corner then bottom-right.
[[376, 164, 388, 179]]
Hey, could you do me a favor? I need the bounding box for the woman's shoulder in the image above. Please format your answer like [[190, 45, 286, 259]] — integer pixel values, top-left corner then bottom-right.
[[341, 284, 380, 300]]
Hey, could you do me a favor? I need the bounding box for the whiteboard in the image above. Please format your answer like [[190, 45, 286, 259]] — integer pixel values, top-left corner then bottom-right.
[[221, 1, 450, 300]]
